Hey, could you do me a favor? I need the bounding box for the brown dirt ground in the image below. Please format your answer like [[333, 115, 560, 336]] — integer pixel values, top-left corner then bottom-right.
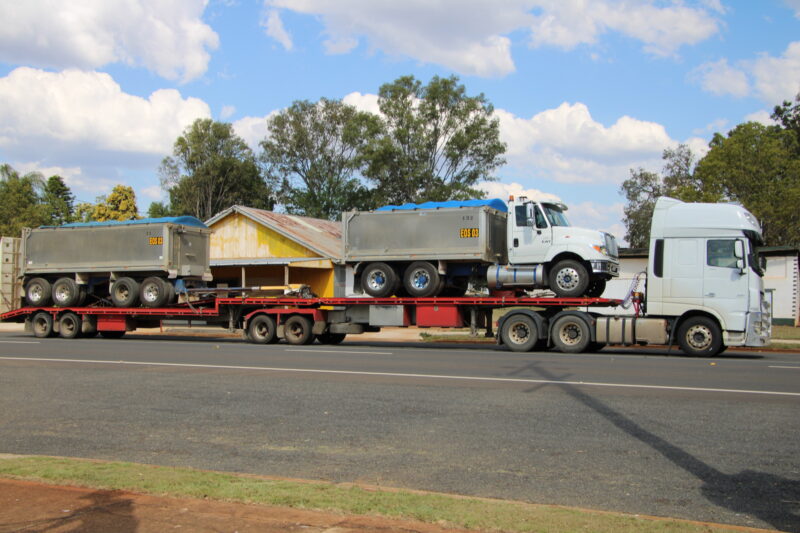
[[0, 478, 477, 533]]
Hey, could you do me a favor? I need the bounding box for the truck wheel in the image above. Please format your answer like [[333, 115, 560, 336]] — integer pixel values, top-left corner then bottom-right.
[[58, 312, 82, 339], [25, 278, 52, 307], [248, 314, 278, 344], [677, 316, 722, 357], [585, 278, 606, 298], [284, 315, 314, 345], [361, 262, 397, 297], [403, 261, 441, 297], [500, 313, 539, 352], [52, 277, 80, 307], [111, 277, 139, 307], [31, 311, 54, 338], [140, 277, 169, 308], [551, 314, 591, 353], [317, 332, 346, 344], [548, 260, 590, 298]]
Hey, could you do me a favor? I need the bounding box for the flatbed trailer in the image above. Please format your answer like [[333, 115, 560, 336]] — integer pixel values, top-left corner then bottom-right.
[[0, 295, 627, 354]]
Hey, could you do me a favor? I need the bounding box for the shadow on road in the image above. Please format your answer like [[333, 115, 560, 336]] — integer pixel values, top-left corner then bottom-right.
[[511, 361, 800, 532]]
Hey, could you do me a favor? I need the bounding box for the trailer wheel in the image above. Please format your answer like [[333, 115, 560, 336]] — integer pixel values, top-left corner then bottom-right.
[[25, 278, 52, 307], [140, 277, 169, 308], [548, 260, 590, 298], [361, 262, 398, 297], [52, 277, 80, 307], [99, 330, 126, 339], [31, 311, 54, 338], [284, 315, 315, 345], [403, 261, 441, 297], [248, 314, 278, 344], [58, 312, 82, 339], [317, 332, 346, 344], [585, 278, 607, 298], [111, 277, 139, 307], [500, 314, 539, 352], [677, 316, 722, 357], [551, 314, 591, 353]]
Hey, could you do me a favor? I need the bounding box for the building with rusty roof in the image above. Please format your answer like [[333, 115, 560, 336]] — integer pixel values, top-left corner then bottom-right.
[[205, 205, 343, 297]]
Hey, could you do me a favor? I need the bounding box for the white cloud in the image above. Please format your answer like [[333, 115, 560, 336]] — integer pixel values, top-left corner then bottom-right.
[[567, 201, 625, 238], [0, 0, 219, 83], [692, 118, 729, 136], [785, 0, 800, 17], [342, 92, 382, 116], [694, 42, 800, 104], [744, 110, 777, 126], [266, 1, 719, 77], [528, 0, 720, 57], [220, 105, 237, 120], [479, 181, 561, 203], [691, 59, 750, 97], [233, 112, 279, 150], [262, 9, 293, 51], [0, 68, 210, 164]]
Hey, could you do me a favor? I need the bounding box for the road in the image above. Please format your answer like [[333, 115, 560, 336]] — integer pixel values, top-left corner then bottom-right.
[[0, 330, 798, 531]]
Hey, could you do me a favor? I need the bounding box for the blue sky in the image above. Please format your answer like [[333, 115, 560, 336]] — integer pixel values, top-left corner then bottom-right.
[[1, 0, 799, 243]]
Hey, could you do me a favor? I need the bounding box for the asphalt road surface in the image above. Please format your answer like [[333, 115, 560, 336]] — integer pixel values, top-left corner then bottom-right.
[[0, 330, 798, 531]]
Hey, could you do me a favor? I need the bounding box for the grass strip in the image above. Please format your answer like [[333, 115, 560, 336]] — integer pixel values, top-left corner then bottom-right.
[[0, 455, 753, 533]]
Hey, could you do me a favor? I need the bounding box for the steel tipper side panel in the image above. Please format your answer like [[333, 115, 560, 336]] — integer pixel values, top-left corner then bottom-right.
[[20, 217, 212, 279], [343, 205, 508, 263]]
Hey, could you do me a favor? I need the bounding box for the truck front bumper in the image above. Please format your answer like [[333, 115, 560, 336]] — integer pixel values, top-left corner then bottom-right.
[[590, 260, 619, 278]]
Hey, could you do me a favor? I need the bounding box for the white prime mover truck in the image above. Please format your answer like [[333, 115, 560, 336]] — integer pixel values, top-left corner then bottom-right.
[[497, 197, 771, 356]]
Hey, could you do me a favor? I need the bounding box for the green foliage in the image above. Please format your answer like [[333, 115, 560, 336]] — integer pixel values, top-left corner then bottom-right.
[[772, 93, 800, 146], [694, 122, 800, 246], [161, 118, 275, 221], [261, 98, 381, 220], [0, 164, 49, 236], [362, 75, 506, 205], [147, 201, 172, 218], [41, 175, 75, 225], [619, 145, 699, 248], [92, 185, 141, 221]]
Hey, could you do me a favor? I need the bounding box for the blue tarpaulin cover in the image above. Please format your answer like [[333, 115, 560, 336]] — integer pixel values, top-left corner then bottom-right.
[[376, 198, 507, 212], [54, 216, 208, 229]]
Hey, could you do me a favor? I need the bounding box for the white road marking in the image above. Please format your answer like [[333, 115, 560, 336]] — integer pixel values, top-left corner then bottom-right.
[[769, 365, 800, 370], [285, 349, 392, 355], [1, 356, 799, 397], [0, 341, 40, 344]]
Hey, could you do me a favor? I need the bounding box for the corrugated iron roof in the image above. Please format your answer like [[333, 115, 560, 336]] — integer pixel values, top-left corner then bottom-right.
[[206, 205, 343, 261]]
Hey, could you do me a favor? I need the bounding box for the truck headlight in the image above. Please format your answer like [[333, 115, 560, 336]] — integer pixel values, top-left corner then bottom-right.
[[593, 244, 609, 256]]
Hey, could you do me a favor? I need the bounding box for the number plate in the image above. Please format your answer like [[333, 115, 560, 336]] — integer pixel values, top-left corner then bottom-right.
[[459, 228, 479, 238]]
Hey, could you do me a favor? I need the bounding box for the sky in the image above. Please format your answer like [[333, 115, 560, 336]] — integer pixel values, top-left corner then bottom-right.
[[1, 0, 799, 244]]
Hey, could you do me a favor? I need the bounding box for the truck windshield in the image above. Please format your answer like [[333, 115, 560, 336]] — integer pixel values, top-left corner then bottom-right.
[[744, 229, 765, 277], [542, 204, 570, 227]]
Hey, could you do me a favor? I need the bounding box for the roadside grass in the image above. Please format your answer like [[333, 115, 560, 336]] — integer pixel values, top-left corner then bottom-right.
[[771, 325, 800, 340], [0, 455, 751, 533]]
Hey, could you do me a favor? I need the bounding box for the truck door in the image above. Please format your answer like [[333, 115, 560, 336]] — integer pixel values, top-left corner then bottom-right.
[[509, 203, 550, 264], [703, 238, 749, 331]]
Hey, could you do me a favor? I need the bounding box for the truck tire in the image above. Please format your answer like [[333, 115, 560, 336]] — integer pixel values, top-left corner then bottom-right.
[[677, 316, 722, 357], [111, 277, 139, 307], [52, 277, 80, 307], [31, 311, 54, 338], [548, 260, 590, 298], [551, 314, 591, 353], [58, 312, 82, 339], [403, 261, 441, 297], [361, 262, 397, 297], [284, 315, 314, 345], [500, 313, 539, 352], [25, 278, 52, 307], [140, 277, 169, 308], [585, 278, 606, 298], [248, 314, 278, 344], [317, 332, 346, 344]]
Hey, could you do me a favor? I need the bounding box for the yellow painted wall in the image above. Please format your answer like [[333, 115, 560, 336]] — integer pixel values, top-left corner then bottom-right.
[[210, 213, 318, 260]]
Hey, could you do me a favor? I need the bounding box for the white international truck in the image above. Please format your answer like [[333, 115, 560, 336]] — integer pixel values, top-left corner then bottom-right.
[[1, 197, 770, 357], [343, 197, 620, 298]]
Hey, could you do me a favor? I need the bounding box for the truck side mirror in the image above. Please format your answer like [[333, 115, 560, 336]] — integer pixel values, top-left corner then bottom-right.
[[734, 240, 744, 259]]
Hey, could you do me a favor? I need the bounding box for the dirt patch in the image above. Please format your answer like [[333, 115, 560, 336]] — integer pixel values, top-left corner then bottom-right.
[[0, 478, 474, 533]]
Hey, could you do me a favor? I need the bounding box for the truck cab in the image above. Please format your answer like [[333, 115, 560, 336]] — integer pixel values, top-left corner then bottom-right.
[[501, 196, 619, 297], [646, 197, 770, 353]]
